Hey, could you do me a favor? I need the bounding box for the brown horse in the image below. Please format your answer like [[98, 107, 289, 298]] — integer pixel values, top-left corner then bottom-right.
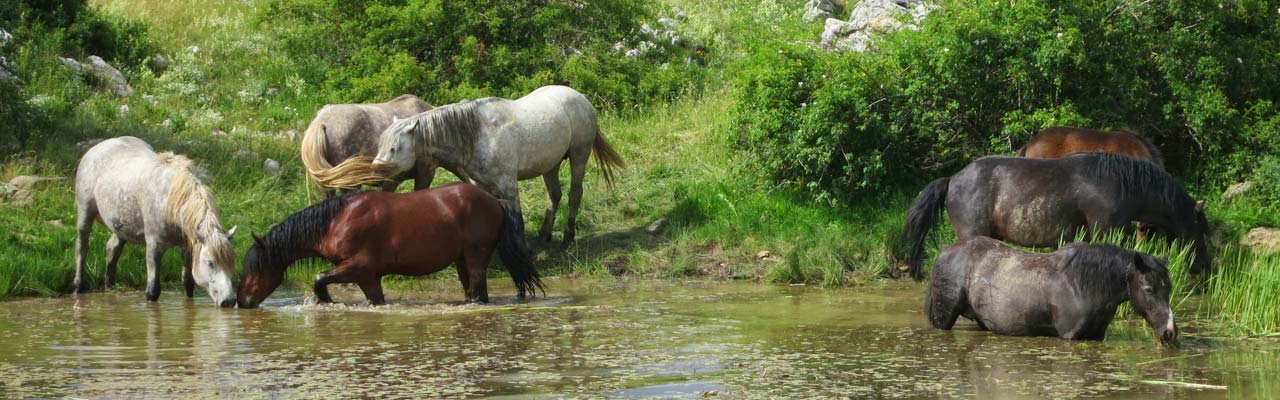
[[236, 183, 544, 308], [1018, 127, 1164, 166]]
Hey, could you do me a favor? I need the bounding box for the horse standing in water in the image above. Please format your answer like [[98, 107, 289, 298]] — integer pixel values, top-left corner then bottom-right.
[[1019, 127, 1164, 167], [927, 237, 1178, 344], [901, 153, 1210, 280], [300, 94, 435, 197], [74, 137, 238, 306], [327, 85, 625, 245], [236, 183, 544, 308]]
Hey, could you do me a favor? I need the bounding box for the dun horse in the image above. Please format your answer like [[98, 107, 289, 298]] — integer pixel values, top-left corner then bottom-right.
[[300, 94, 435, 197], [927, 237, 1178, 343], [1019, 127, 1164, 166], [236, 183, 544, 308], [327, 85, 625, 245], [901, 153, 1210, 280], [75, 137, 238, 306]]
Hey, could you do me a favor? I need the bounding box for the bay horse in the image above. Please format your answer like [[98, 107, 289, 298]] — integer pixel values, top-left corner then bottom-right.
[[901, 153, 1209, 280], [236, 183, 544, 308], [927, 237, 1178, 343], [1018, 127, 1164, 167], [75, 136, 238, 307], [300, 94, 436, 197], [326, 85, 625, 245]]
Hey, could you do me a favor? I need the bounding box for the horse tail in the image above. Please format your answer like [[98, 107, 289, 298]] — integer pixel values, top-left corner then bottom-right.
[[901, 177, 950, 281], [592, 128, 625, 192], [496, 201, 545, 298], [300, 122, 338, 190]]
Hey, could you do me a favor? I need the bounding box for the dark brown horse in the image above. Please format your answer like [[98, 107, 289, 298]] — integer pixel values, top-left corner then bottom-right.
[[1018, 127, 1164, 166], [900, 153, 1210, 280], [236, 183, 544, 308], [927, 237, 1177, 343]]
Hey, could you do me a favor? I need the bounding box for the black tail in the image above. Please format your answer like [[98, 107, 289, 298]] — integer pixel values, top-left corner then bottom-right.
[[900, 177, 950, 281], [496, 202, 545, 298]]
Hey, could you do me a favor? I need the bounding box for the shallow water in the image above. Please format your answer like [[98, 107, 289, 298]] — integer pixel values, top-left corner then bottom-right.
[[0, 279, 1276, 398]]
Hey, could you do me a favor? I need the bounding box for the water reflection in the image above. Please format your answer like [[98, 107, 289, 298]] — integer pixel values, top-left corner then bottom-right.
[[0, 280, 1274, 398]]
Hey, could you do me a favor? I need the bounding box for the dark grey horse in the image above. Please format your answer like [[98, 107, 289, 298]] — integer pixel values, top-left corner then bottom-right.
[[901, 153, 1209, 280], [926, 237, 1178, 343]]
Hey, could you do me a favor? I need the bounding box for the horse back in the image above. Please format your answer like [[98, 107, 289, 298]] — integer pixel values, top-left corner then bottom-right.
[[953, 156, 1094, 247], [76, 137, 180, 242], [1021, 127, 1157, 163]]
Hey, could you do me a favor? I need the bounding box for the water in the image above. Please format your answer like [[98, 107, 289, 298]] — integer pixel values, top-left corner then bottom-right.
[[0, 279, 1276, 398]]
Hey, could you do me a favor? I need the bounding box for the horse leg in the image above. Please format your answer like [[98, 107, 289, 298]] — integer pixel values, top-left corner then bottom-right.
[[144, 240, 165, 302], [102, 233, 125, 288], [563, 154, 589, 247], [455, 256, 472, 297], [462, 248, 493, 304], [73, 203, 96, 294], [539, 165, 563, 243], [412, 162, 438, 191], [356, 278, 386, 306], [181, 247, 195, 298], [313, 262, 365, 304]]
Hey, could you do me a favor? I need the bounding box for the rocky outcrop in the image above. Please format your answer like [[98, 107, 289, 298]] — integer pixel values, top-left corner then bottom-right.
[[820, 0, 937, 52], [1242, 227, 1280, 255], [56, 55, 133, 97], [1222, 182, 1253, 201], [804, 0, 842, 22]]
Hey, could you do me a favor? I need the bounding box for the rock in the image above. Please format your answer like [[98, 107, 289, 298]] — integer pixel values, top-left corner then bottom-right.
[[86, 56, 132, 97], [147, 55, 168, 75], [47, 219, 66, 228], [821, 0, 935, 52], [76, 138, 105, 153], [673, 6, 687, 20], [9, 175, 61, 189], [263, 158, 281, 177], [285, 129, 299, 141], [658, 17, 677, 29], [118, 104, 130, 120], [756, 250, 772, 260], [0, 29, 11, 47], [161, 119, 173, 128], [211, 130, 228, 139], [57, 56, 83, 74], [0, 182, 16, 198], [625, 48, 641, 58], [1222, 182, 1253, 201], [1242, 227, 1280, 255], [646, 218, 666, 233], [640, 23, 658, 39], [821, 18, 858, 49], [0, 56, 16, 83], [234, 149, 259, 161], [803, 0, 841, 22], [7, 189, 33, 206], [187, 45, 201, 54]]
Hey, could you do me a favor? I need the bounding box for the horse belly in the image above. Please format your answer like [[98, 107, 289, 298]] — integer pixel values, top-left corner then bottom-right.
[[997, 197, 1082, 247]]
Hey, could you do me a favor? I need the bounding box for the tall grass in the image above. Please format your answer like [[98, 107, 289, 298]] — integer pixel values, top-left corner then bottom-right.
[[1204, 248, 1280, 337]]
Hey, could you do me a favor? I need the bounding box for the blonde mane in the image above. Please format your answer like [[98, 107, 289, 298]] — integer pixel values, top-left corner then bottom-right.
[[159, 152, 235, 269]]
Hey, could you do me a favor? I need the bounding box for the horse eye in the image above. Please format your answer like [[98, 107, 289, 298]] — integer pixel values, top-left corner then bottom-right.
[[1143, 286, 1154, 294]]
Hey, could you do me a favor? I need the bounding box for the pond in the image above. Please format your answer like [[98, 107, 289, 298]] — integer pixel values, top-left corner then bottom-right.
[[0, 279, 1275, 398]]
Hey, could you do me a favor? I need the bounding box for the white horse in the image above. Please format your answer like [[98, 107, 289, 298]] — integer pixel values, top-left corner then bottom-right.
[[74, 137, 238, 306], [299, 94, 436, 197], [331, 85, 624, 245]]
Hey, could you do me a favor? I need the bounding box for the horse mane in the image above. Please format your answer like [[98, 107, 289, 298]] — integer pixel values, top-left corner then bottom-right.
[[159, 152, 234, 269], [1060, 243, 1154, 298], [1072, 152, 1189, 213], [1117, 129, 1165, 166], [405, 99, 482, 150], [246, 192, 356, 277]]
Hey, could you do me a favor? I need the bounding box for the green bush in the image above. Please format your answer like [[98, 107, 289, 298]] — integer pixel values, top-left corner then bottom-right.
[[731, 0, 1280, 200], [260, 0, 708, 108]]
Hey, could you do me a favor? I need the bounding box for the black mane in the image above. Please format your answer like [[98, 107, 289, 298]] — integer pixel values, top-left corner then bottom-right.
[[1060, 242, 1166, 298], [1070, 152, 1191, 214], [244, 192, 358, 276]]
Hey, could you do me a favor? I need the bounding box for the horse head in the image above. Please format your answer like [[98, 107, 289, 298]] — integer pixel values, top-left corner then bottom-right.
[[193, 225, 237, 308], [1127, 252, 1178, 345], [372, 116, 419, 176], [237, 233, 281, 309]]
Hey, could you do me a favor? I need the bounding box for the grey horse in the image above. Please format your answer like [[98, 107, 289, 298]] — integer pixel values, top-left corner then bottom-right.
[[74, 136, 237, 306], [300, 94, 435, 197]]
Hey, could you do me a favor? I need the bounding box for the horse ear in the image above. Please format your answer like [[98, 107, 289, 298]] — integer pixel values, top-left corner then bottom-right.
[[226, 225, 238, 239], [392, 116, 401, 123], [1132, 252, 1149, 272], [404, 118, 418, 130], [251, 232, 265, 246], [1194, 200, 1205, 212]]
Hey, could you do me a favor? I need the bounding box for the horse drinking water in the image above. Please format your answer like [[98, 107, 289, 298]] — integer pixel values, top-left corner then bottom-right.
[[74, 137, 238, 306], [236, 183, 544, 308], [327, 85, 625, 245], [901, 153, 1210, 280], [926, 237, 1178, 343]]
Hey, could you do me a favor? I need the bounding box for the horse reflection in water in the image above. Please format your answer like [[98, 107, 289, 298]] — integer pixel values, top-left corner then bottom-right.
[[237, 183, 544, 308], [926, 237, 1177, 344]]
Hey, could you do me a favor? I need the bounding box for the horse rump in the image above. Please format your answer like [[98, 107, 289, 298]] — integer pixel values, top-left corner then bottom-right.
[[497, 201, 545, 298]]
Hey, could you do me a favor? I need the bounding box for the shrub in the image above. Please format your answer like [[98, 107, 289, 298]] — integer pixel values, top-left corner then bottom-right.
[[730, 0, 1280, 200], [260, 0, 709, 109]]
